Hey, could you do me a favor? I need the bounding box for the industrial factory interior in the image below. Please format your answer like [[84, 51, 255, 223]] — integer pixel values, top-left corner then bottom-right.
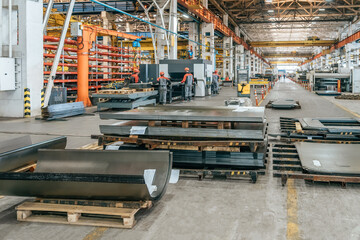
[[1, 0, 360, 239]]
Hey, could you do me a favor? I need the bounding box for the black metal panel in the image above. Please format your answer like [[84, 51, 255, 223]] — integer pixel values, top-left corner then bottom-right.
[[0, 149, 173, 201]]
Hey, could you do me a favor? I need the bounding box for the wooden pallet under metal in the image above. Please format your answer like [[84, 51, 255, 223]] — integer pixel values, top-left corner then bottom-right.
[[179, 168, 265, 183], [16, 199, 152, 229], [270, 142, 360, 187], [93, 134, 266, 152]]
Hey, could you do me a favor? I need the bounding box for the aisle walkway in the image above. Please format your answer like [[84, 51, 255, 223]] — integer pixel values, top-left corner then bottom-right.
[[0, 80, 360, 240]]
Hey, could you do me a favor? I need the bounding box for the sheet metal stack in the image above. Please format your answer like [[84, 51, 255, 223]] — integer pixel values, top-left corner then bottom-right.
[[277, 117, 360, 141], [99, 106, 267, 169]]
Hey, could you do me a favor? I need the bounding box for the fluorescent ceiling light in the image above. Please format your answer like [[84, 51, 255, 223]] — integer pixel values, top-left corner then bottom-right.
[[153, 14, 157, 17], [269, 17, 276, 20], [319, 8, 325, 11], [182, 14, 190, 19], [314, 16, 320, 19], [268, 10, 274, 13], [265, 0, 272, 2]]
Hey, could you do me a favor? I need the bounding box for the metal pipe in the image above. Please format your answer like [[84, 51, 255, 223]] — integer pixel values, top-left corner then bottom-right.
[[43, 0, 54, 34], [90, 0, 216, 51], [43, 0, 76, 108], [76, 29, 92, 107], [8, 0, 12, 58]]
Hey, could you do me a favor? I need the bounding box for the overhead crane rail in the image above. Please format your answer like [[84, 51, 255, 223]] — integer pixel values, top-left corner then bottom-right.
[[250, 40, 336, 48]]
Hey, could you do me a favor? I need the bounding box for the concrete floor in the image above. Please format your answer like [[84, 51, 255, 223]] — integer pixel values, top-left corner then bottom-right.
[[1, 78, 360, 240]]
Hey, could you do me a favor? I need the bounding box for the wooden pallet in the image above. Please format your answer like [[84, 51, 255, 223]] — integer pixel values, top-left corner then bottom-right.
[[16, 199, 152, 229], [179, 168, 265, 183], [94, 135, 266, 152], [98, 89, 136, 94], [136, 87, 154, 92]]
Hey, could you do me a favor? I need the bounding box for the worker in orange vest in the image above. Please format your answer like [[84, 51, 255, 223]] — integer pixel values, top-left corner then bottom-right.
[[130, 69, 140, 83], [157, 72, 171, 105], [181, 67, 194, 101], [212, 70, 220, 94]]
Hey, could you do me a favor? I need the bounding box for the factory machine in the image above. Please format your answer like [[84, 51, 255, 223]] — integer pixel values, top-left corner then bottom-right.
[[140, 59, 213, 103], [307, 70, 352, 94]]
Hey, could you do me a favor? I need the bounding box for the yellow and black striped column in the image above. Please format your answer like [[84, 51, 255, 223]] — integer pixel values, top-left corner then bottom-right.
[[41, 88, 45, 108], [24, 88, 31, 117]]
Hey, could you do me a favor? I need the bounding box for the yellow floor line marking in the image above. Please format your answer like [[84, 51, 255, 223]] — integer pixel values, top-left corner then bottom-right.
[[83, 227, 108, 240], [287, 179, 300, 240], [321, 96, 360, 118]]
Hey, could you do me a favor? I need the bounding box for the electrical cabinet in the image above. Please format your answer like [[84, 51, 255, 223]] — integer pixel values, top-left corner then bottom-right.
[[0, 58, 15, 91]]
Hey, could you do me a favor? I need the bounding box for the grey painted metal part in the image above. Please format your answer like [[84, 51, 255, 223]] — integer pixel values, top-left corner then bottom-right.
[[300, 117, 360, 133], [0, 149, 173, 201], [42, 102, 85, 120], [92, 91, 158, 100], [93, 91, 158, 111], [296, 142, 360, 175], [315, 90, 341, 96], [100, 106, 265, 123], [270, 99, 298, 109], [0, 136, 67, 172], [100, 123, 265, 140]]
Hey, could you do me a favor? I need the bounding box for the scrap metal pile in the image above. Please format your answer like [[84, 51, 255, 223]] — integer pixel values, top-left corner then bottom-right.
[[98, 106, 268, 169], [274, 117, 360, 142]]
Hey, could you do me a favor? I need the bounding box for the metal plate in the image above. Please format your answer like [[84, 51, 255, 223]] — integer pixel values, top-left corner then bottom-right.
[[0, 136, 67, 172], [100, 106, 265, 123], [0, 135, 32, 153], [296, 142, 360, 175], [100, 123, 265, 140], [271, 99, 298, 109], [0, 149, 172, 201]]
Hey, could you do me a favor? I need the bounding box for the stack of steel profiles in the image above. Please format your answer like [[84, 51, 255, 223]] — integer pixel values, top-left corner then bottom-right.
[[266, 99, 300, 109], [41, 102, 85, 120], [99, 106, 267, 169], [0, 149, 173, 201], [118, 144, 264, 169], [295, 142, 360, 176], [275, 117, 360, 142], [92, 91, 158, 111], [0, 136, 67, 172]]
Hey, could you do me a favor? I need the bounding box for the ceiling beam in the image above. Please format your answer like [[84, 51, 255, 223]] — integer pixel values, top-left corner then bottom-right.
[[263, 53, 314, 58], [250, 40, 336, 47]]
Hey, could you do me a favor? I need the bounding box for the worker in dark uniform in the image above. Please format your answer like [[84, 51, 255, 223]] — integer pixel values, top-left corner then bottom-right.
[[181, 67, 194, 101], [157, 72, 171, 105], [212, 70, 220, 94], [130, 69, 140, 83]]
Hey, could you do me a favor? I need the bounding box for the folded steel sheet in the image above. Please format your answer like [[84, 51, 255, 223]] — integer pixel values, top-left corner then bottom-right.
[[0, 136, 67, 172], [0, 149, 173, 201]]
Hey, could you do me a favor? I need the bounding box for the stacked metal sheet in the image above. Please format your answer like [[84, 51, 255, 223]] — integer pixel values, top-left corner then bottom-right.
[[99, 106, 267, 169], [267, 99, 300, 109], [277, 117, 360, 141], [41, 102, 85, 120]]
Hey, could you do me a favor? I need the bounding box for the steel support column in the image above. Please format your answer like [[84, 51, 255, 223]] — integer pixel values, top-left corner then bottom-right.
[[222, 36, 233, 80], [201, 22, 215, 69]]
